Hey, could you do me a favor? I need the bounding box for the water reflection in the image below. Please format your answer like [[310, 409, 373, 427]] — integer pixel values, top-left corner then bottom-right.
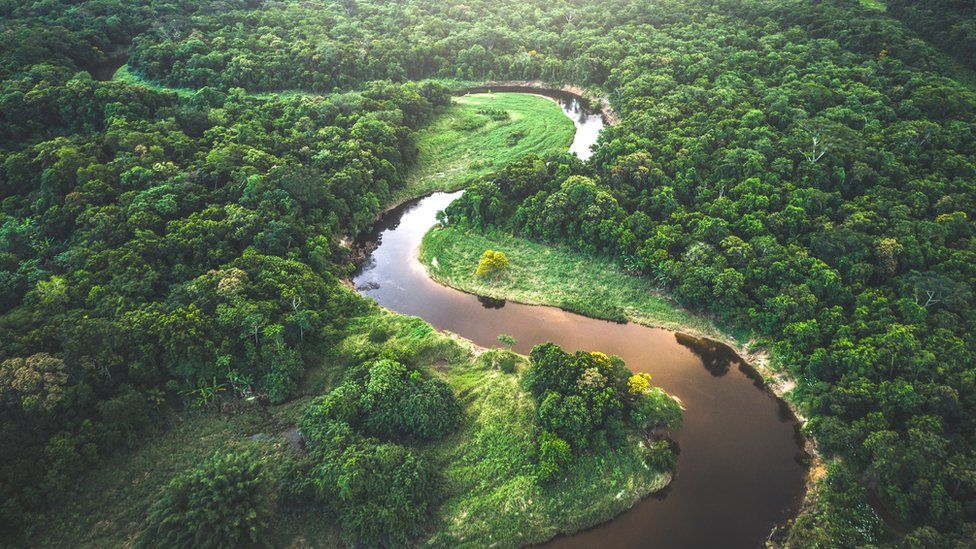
[[477, 295, 506, 309], [674, 332, 740, 377]]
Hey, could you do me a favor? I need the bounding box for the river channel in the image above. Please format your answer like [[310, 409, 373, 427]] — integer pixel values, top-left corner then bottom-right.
[[353, 91, 808, 548]]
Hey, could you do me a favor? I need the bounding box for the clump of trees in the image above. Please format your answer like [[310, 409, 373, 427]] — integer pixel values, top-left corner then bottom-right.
[[288, 358, 461, 546], [525, 343, 681, 482], [475, 249, 509, 278], [137, 450, 275, 549]]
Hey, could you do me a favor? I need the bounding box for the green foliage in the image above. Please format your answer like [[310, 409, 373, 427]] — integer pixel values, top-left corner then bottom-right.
[[785, 462, 884, 548], [630, 388, 683, 431], [526, 343, 680, 461], [419, 225, 720, 335], [295, 356, 460, 546], [305, 434, 438, 548], [887, 0, 976, 72], [136, 450, 275, 549], [497, 333, 517, 349], [0, 353, 68, 413], [477, 106, 510, 121], [3, 0, 976, 542], [398, 92, 574, 202], [536, 430, 572, 483], [301, 358, 462, 442]]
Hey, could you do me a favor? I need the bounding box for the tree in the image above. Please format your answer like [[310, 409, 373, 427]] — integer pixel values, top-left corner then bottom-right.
[[0, 353, 68, 413], [627, 372, 652, 395], [476, 249, 509, 278], [137, 450, 275, 549]]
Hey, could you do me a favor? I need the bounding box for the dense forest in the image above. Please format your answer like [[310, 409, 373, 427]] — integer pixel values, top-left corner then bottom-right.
[[887, 0, 976, 71], [1, 0, 975, 546]]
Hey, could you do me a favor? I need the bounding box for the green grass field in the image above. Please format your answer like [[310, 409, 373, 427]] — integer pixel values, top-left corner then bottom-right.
[[393, 92, 576, 204], [421, 226, 734, 343], [37, 306, 669, 547]]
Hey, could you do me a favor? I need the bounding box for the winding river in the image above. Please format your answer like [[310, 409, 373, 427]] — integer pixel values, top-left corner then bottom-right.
[[353, 92, 808, 548]]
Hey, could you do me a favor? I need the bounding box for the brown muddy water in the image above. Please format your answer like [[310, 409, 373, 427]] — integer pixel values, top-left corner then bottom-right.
[[353, 93, 807, 548]]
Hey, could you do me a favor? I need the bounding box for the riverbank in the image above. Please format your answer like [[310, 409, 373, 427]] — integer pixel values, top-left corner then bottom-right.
[[420, 226, 758, 356], [418, 223, 821, 427], [391, 92, 575, 204], [419, 224, 831, 525], [32, 304, 675, 547]]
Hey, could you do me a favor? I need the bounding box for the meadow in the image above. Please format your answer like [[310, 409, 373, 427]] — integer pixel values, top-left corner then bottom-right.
[[394, 92, 576, 203]]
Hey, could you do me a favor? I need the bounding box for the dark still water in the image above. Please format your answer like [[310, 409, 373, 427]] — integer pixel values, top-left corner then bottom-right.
[[353, 94, 807, 548]]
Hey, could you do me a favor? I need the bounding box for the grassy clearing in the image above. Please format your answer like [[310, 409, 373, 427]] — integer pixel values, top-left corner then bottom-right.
[[393, 92, 575, 204], [113, 65, 321, 100], [38, 305, 669, 547], [421, 226, 734, 343]]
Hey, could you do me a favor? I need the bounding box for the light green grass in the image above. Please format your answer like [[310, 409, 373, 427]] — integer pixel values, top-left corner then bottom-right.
[[393, 92, 575, 204], [37, 306, 669, 548], [113, 65, 318, 100], [421, 226, 734, 343]]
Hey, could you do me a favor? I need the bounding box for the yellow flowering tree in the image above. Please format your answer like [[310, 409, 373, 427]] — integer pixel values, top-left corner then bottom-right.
[[475, 249, 509, 278], [627, 372, 653, 395]]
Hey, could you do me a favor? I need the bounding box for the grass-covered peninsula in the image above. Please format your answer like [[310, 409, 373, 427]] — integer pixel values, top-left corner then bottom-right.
[[420, 226, 733, 343], [36, 306, 675, 547], [395, 92, 576, 203]]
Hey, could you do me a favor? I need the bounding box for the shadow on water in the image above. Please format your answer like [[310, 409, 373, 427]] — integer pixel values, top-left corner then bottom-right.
[[674, 332, 741, 377], [477, 295, 506, 309]]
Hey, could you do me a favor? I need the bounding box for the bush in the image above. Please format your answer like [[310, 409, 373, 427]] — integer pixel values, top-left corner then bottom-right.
[[292, 356, 464, 546], [536, 430, 572, 483], [630, 387, 683, 430], [310, 439, 438, 547], [476, 106, 510, 121], [506, 129, 526, 145], [475, 249, 509, 278], [136, 450, 275, 549], [359, 359, 462, 441], [645, 440, 676, 472], [452, 112, 488, 130]]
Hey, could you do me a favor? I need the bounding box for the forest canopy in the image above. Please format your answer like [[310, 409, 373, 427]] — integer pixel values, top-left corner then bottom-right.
[[1, 0, 975, 546]]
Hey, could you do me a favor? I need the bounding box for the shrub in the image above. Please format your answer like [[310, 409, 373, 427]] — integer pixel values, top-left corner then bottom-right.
[[310, 438, 438, 547], [536, 430, 572, 483], [475, 249, 509, 278], [136, 450, 275, 549], [359, 359, 462, 441], [452, 112, 487, 130], [645, 440, 676, 472], [506, 129, 526, 145], [630, 387, 683, 430], [476, 106, 510, 121]]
